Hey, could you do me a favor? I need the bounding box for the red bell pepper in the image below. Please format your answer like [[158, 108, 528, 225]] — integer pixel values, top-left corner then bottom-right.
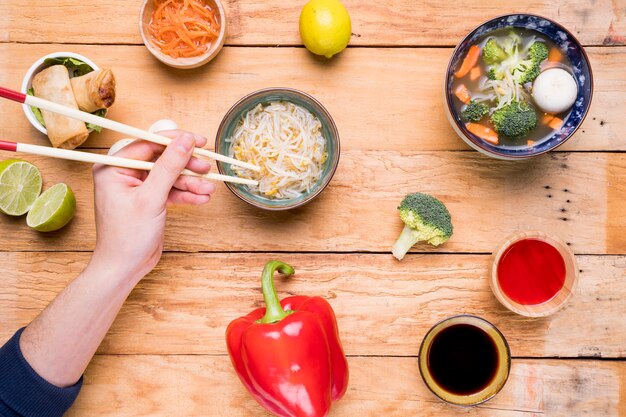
[[226, 260, 349, 417]]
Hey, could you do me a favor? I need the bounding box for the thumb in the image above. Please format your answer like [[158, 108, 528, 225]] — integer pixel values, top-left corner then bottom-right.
[[143, 133, 196, 199]]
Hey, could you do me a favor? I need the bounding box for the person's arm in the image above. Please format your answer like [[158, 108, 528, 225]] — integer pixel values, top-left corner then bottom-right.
[[0, 131, 215, 415]]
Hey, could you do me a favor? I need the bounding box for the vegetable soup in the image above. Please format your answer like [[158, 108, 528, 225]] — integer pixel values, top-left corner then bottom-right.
[[451, 27, 577, 148]]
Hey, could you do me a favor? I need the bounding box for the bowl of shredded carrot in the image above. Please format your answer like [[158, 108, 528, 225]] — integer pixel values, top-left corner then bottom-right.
[[139, 0, 226, 69]]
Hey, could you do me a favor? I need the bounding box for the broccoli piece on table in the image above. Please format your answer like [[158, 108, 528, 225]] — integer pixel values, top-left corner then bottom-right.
[[392, 193, 453, 261], [490, 101, 538, 137], [528, 41, 549, 63], [482, 39, 507, 65], [462, 101, 489, 122]]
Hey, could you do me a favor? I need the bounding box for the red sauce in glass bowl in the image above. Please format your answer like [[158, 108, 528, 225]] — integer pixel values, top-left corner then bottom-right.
[[496, 238, 566, 305]]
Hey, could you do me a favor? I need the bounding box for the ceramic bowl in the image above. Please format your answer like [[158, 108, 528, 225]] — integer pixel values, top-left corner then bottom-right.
[[215, 88, 340, 211], [139, 0, 226, 69], [444, 14, 593, 160], [21, 52, 101, 134]]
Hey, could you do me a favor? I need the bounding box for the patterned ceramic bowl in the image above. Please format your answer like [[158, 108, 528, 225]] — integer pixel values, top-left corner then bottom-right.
[[444, 14, 593, 160]]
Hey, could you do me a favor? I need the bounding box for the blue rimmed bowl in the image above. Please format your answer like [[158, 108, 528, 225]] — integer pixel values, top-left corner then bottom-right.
[[215, 88, 340, 211], [444, 14, 593, 160]]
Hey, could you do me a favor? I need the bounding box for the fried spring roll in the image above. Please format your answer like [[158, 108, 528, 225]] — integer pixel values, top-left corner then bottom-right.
[[32, 65, 89, 149], [70, 68, 116, 113]]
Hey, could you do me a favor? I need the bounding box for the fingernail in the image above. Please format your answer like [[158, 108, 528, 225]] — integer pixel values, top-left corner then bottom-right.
[[194, 134, 206, 143], [204, 180, 217, 194], [178, 135, 194, 152]]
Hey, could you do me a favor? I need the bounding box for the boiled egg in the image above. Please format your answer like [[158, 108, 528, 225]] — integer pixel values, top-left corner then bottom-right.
[[532, 68, 578, 114]]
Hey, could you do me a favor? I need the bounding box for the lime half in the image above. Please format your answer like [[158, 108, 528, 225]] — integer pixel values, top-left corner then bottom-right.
[[0, 159, 42, 216], [27, 183, 76, 232]]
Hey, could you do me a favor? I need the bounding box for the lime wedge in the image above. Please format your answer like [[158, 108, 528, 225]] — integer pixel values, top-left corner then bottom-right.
[[0, 159, 42, 216], [26, 183, 76, 232]]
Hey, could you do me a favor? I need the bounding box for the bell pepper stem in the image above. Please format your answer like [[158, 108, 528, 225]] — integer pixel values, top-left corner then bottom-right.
[[258, 260, 295, 324]]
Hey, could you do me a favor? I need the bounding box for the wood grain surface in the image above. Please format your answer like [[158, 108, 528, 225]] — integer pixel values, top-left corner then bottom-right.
[[1, 0, 624, 46], [0, 151, 623, 254], [1, 252, 624, 357], [66, 355, 625, 416], [0, 1, 624, 415], [0, 45, 623, 152]]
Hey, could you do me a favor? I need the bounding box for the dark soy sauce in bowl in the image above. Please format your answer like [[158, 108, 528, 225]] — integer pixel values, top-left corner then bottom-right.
[[427, 323, 499, 395]]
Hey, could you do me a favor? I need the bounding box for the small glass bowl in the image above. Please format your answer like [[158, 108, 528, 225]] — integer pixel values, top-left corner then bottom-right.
[[490, 231, 579, 317], [215, 88, 340, 211], [418, 315, 511, 406]]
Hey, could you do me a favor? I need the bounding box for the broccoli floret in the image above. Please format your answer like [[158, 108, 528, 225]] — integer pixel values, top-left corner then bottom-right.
[[490, 101, 537, 137], [528, 41, 549, 63], [462, 101, 489, 122], [510, 42, 548, 84], [392, 193, 453, 261], [501, 31, 522, 56], [487, 67, 504, 80], [512, 59, 541, 84], [482, 39, 507, 65]]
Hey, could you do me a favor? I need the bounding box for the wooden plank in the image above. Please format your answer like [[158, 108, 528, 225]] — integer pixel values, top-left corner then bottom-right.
[[1, 0, 624, 47], [1, 253, 624, 357], [0, 151, 623, 254], [65, 355, 625, 416], [0, 44, 623, 152]]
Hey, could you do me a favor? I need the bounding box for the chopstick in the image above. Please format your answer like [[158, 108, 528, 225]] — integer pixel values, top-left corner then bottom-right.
[[0, 140, 258, 186], [0, 86, 260, 172]]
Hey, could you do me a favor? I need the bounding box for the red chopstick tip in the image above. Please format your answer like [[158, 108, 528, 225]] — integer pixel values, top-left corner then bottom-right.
[[0, 140, 18, 152], [0, 87, 27, 104]]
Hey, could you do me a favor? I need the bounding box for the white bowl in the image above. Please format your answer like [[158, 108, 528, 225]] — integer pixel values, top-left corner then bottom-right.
[[21, 52, 100, 135]]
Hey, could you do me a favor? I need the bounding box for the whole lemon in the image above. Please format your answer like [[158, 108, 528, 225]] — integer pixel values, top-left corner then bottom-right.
[[299, 0, 351, 58]]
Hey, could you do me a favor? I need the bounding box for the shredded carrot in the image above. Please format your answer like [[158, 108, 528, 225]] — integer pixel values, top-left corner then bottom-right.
[[548, 47, 563, 62], [469, 66, 482, 81], [455, 45, 480, 78], [527, 140, 535, 146], [149, 0, 220, 59], [548, 116, 564, 130], [466, 123, 498, 145], [454, 84, 471, 104]]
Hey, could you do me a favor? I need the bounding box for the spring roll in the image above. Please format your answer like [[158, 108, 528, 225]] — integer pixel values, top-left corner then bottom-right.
[[32, 65, 89, 149], [70, 68, 116, 113]]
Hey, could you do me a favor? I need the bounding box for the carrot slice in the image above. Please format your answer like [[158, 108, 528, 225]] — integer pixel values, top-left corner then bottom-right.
[[454, 84, 471, 104], [455, 45, 480, 78], [541, 113, 555, 125], [469, 66, 482, 81], [548, 116, 564, 130], [466, 123, 499, 145], [548, 47, 563, 62]]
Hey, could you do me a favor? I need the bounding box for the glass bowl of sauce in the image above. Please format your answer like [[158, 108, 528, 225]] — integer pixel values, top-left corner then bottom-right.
[[418, 315, 511, 406], [491, 231, 579, 317]]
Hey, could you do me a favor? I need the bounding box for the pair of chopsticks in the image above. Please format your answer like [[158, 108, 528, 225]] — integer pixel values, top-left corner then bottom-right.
[[0, 86, 259, 186]]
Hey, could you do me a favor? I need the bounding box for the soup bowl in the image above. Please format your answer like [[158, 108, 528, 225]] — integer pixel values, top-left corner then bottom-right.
[[215, 88, 340, 211], [444, 14, 593, 160]]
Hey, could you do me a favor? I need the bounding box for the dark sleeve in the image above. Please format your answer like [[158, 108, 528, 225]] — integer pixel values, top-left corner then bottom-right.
[[0, 328, 83, 417]]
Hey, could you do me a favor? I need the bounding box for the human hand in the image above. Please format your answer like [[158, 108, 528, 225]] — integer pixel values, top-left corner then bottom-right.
[[91, 130, 216, 283]]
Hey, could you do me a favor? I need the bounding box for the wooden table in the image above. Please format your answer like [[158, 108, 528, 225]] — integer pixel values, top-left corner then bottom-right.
[[1, 1, 625, 416]]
